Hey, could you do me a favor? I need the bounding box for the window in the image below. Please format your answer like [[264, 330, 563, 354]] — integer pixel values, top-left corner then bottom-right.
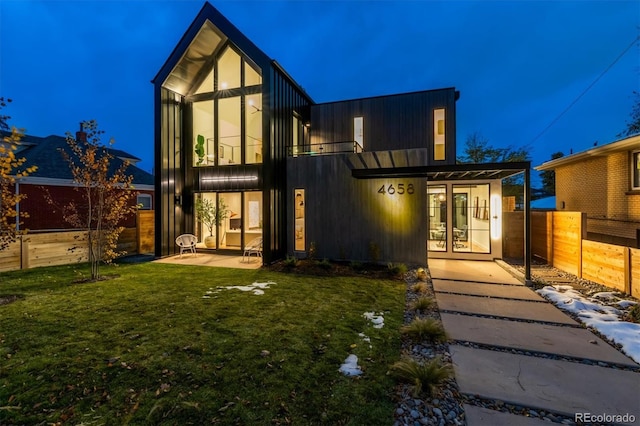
[[195, 192, 262, 249], [244, 62, 262, 86], [194, 66, 214, 94], [427, 186, 447, 252], [189, 43, 262, 167], [218, 97, 241, 165], [294, 189, 305, 251], [354, 116, 363, 151], [292, 114, 306, 156], [433, 108, 445, 161], [218, 46, 241, 90], [633, 151, 640, 190], [245, 94, 262, 164], [193, 100, 214, 166], [137, 194, 152, 210]]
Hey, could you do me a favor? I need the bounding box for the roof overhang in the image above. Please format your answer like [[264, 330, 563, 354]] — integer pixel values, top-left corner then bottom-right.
[[152, 2, 272, 95], [535, 134, 640, 171], [347, 150, 529, 180]]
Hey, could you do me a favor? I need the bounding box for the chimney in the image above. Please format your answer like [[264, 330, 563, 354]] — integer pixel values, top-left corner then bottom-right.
[[76, 122, 87, 142]]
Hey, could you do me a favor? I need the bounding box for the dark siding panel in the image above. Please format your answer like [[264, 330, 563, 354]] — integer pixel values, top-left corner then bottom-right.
[[287, 154, 427, 265], [310, 88, 457, 165], [264, 65, 312, 263], [156, 87, 184, 257]]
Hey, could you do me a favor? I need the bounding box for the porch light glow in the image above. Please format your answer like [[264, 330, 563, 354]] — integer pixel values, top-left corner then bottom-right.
[[220, 81, 228, 89], [490, 194, 501, 240]]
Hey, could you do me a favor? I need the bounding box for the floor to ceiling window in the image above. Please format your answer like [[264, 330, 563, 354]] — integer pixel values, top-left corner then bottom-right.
[[190, 44, 262, 168], [194, 191, 263, 250], [428, 183, 492, 254]]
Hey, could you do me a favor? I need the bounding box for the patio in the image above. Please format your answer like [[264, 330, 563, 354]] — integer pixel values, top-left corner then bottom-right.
[[154, 252, 262, 269]]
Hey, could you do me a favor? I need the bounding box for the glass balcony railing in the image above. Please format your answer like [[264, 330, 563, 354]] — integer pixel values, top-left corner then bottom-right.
[[288, 141, 363, 156]]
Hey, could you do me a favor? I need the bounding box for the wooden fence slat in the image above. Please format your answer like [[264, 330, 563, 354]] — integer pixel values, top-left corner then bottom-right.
[[631, 248, 640, 299], [581, 240, 626, 292]]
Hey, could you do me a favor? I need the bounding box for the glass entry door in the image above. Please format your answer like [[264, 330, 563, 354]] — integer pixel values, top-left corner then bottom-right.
[[453, 184, 490, 253], [428, 183, 493, 255]]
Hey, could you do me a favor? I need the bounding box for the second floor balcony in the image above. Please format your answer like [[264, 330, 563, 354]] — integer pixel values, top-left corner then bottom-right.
[[288, 141, 363, 157]]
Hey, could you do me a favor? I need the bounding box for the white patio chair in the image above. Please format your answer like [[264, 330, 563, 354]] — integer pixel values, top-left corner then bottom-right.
[[243, 237, 263, 262], [176, 234, 197, 257]]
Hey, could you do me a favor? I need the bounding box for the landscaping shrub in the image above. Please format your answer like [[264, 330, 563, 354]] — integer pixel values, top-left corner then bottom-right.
[[283, 255, 298, 268], [389, 357, 452, 396], [400, 318, 447, 343], [387, 262, 407, 278], [316, 258, 332, 270], [411, 282, 428, 294], [410, 296, 434, 312]]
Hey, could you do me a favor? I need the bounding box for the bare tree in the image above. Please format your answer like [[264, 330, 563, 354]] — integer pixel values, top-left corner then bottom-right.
[[618, 91, 640, 138], [60, 120, 138, 280]]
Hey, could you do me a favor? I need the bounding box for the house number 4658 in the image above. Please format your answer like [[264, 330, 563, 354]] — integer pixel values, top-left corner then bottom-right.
[[377, 183, 415, 195]]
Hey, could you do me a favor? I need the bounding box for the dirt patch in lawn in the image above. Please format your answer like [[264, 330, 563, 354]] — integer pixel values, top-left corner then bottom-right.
[[0, 295, 23, 306]]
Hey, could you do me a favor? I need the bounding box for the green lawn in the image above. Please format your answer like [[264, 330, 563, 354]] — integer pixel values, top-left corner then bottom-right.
[[0, 262, 405, 425]]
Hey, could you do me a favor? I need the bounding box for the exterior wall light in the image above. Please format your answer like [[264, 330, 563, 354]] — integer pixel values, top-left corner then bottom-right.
[[490, 194, 501, 240]]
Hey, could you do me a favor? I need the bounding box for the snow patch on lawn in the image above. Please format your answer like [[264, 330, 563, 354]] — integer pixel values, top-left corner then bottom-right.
[[202, 281, 276, 297], [339, 354, 362, 376], [359, 332, 372, 349], [363, 311, 384, 328], [537, 285, 640, 363]]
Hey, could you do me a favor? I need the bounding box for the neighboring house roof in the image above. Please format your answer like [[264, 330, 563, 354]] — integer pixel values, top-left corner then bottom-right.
[[535, 134, 640, 171], [2, 131, 154, 186]]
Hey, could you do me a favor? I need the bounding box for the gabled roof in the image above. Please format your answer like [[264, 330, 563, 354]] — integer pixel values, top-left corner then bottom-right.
[[152, 1, 271, 95], [1, 131, 154, 186], [535, 134, 640, 171]]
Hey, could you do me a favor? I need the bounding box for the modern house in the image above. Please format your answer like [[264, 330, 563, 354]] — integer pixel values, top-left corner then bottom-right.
[[153, 2, 531, 275], [3, 130, 154, 231], [536, 134, 640, 247]]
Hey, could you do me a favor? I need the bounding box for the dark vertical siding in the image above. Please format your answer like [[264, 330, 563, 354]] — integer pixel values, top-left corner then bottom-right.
[[286, 154, 427, 265], [264, 64, 312, 263], [310, 88, 457, 164], [155, 87, 184, 257]]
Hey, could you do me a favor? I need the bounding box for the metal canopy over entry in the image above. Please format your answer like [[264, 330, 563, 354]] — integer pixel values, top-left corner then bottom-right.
[[348, 156, 532, 282]]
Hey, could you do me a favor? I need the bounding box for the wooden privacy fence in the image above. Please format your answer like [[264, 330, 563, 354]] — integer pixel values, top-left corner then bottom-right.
[[504, 211, 640, 298], [0, 211, 154, 273]]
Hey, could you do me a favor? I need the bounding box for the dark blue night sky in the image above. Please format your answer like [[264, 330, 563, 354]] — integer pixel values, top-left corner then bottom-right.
[[1, 0, 638, 184]]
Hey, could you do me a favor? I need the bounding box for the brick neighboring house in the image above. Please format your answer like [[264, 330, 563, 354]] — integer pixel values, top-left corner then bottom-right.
[[536, 134, 640, 247], [2, 130, 154, 231]]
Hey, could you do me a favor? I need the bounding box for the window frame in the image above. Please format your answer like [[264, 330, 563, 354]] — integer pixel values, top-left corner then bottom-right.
[[137, 193, 153, 210], [632, 150, 640, 190]]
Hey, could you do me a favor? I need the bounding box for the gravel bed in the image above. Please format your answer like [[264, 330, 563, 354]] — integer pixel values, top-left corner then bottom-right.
[[392, 267, 619, 426], [505, 259, 640, 357], [393, 268, 466, 426]]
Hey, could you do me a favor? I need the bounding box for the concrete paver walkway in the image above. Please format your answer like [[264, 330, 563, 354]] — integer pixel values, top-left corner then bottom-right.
[[452, 345, 640, 418], [440, 313, 637, 366], [428, 259, 640, 425], [433, 279, 544, 301], [429, 259, 521, 284], [435, 293, 577, 324]]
